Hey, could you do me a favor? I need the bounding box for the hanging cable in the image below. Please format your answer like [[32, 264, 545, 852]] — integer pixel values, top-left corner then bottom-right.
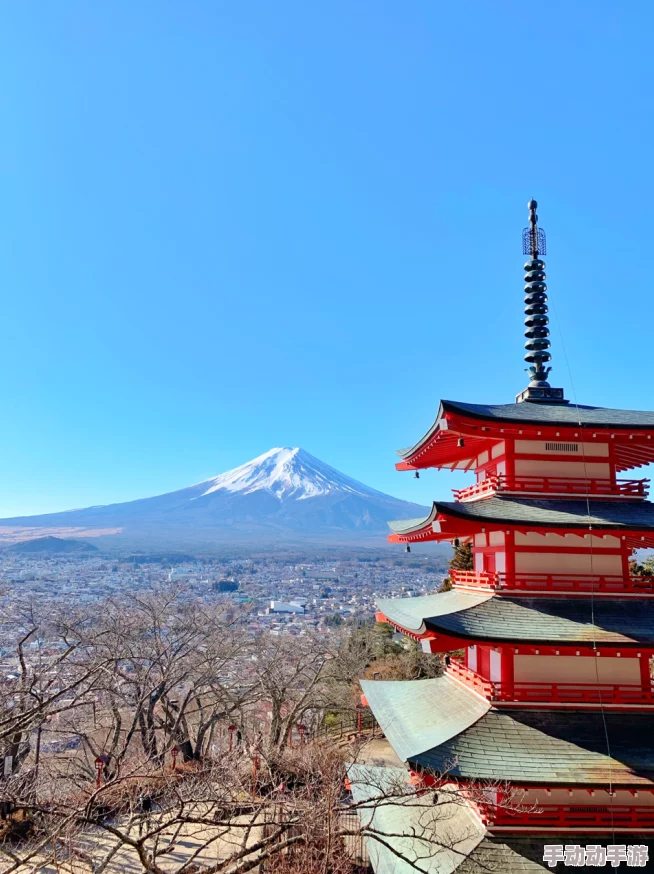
[[550, 291, 616, 842]]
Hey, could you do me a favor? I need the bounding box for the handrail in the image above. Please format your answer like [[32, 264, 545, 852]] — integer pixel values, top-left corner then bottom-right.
[[480, 803, 654, 828], [449, 568, 654, 595], [445, 659, 654, 704], [453, 475, 649, 502], [493, 681, 654, 704], [445, 657, 495, 697]]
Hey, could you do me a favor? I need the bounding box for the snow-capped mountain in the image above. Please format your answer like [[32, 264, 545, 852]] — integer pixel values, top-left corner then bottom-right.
[[0, 448, 430, 553], [198, 447, 391, 501]]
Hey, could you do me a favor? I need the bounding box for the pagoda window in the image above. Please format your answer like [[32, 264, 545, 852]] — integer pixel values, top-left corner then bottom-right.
[[514, 549, 623, 575], [491, 441, 506, 459], [489, 649, 502, 682], [511, 439, 613, 482], [514, 532, 620, 549], [467, 644, 477, 673], [514, 440, 609, 458], [514, 457, 611, 479], [513, 654, 641, 686]]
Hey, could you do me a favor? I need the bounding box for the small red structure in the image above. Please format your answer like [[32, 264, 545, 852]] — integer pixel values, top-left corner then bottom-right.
[[93, 756, 104, 789], [171, 746, 179, 771]]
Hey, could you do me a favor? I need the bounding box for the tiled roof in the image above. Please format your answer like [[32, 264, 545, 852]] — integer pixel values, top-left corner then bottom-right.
[[458, 835, 654, 873], [412, 709, 654, 786], [426, 595, 654, 645], [376, 591, 492, 635], [347, 763, 486, 874], [443, 399, 654, 429], [378, 591, 654, 645], [350, 764, 654, 872], [389, 497, 654, 534], [360, 676, 489, 762]]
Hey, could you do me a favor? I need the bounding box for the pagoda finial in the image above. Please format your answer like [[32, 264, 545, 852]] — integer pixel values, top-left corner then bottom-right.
[[516, 199, 568, 405]]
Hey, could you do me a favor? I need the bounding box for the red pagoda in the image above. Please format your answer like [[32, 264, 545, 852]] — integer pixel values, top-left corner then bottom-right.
[[359, 201, 654, 870]]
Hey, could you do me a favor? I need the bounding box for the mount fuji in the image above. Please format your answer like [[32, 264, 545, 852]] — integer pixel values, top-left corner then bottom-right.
[[0, 448, 430, 553]]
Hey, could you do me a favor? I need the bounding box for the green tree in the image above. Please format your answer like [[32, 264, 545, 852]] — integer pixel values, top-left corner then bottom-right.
[[440, 540, 473, 591]]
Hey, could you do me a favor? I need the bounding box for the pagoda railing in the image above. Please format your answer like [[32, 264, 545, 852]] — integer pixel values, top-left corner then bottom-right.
[[444, 657, 495, 697], [479, 803, 654, 830], [445, 658, 654, 705], [449, 568, 654, 595], [453, 475, 649, 502]]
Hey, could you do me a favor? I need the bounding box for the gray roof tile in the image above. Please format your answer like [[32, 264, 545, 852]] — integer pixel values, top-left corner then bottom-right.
[[390, 497, 654, 534], [443, 399, 654, 429], [426, 595, 654, 645], [458, 835, 654, 873], [412, 710, 654, 786], [360, 676, 489, 762], [378, 592, 654, 645]]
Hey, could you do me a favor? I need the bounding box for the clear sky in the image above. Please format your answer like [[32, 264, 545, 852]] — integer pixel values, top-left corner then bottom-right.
[[0, 1, 653, 515]]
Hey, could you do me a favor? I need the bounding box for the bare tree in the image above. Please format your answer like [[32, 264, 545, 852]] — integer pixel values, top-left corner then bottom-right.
[[0, 588, 526, 874]]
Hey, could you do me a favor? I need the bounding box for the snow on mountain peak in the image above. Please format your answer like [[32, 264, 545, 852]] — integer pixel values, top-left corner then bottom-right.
[[199, 447, 383, 501]]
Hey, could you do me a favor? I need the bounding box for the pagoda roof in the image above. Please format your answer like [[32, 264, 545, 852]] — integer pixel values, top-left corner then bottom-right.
[[360, 676, 490, 762], [376, 591, 492, 635], [349, 764, 654, 872], [396, 399, 654, 472], [389, 496, 654, 537], [362, 677, 654, 786], [377, 591, 654, 646], [441, 399, 654, 430], [457, 835, 654, 873], [415, 708, 654, 786], [347, 763, 485, 874]]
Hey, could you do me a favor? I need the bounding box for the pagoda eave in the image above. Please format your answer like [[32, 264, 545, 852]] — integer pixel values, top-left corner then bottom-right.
[[375, 591, 654, 648], [397, 400, 654, 472], [388, 497, 654, 547]]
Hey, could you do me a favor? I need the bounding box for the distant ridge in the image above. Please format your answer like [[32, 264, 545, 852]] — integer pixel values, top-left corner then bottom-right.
[[0, 448, 431, 553], [5, 536, 99, 554]]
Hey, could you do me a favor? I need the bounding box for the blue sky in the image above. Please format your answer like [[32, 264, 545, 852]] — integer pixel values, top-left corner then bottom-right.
[[0, 1, 653, 515]]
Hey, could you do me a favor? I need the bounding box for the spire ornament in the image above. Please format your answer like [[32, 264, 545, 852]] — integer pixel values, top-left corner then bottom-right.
[[515, 199, 568, 404]]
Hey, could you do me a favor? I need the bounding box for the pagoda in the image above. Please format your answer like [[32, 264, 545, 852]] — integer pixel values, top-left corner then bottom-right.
[[359, 201, 654, 870]]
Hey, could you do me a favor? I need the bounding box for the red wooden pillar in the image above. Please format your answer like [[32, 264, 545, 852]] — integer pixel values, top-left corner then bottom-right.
[[621, 541, 632, 580], [505, 529, 515, 586], [608, 440, 618, 490], [639, 652, 651, 691], [500, 645, 514, 699], [505, 439, 516, 483]]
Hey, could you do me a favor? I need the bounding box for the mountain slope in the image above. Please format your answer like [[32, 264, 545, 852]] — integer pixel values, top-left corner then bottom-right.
[[0, 448, 430, 551], [5, 536, 99, 554]]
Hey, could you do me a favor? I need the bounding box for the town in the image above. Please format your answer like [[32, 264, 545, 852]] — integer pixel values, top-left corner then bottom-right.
[[0, 549, 449, 646]]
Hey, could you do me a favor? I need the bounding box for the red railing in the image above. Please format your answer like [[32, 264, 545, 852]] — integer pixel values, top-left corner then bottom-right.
[[444, 657, 495, 698], [449, 568, 654, 595], [494, 681, 654, 705], [445, 659, 654, 705], [453, 475, 649, 502], [480, 803, 654, 829]]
